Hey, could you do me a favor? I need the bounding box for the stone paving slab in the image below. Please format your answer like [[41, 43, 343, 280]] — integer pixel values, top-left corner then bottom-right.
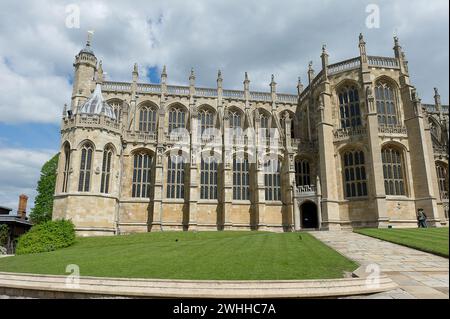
[[311, 231, 449, 300]]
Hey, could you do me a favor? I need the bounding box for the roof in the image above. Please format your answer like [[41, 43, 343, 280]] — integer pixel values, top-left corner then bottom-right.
[[0, 215, 33, 226], [0, 206, 12, 212], [79, 84, 116, 119]]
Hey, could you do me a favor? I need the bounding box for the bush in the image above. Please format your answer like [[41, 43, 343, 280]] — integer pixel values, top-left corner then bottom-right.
[[16, 220, 75, 255]]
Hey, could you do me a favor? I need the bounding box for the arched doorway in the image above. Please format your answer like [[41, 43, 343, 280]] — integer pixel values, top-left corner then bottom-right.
[[300, 201, 318, 229]]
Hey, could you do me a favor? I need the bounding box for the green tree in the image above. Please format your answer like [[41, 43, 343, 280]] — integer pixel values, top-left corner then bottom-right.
[[30, 154, 59, 224]]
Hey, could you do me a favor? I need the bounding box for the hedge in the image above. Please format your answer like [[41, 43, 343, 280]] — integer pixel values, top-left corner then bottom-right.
[[16, 220, 75, 255]]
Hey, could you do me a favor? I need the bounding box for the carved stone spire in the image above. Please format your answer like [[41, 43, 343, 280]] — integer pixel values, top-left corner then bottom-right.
[[161, 65, 167, 83], [297, 77, 304, 95], [321, 45, 329, 78], [97, 60, 104, 84], [307, 61, 315, 84], [359, 33, 367, 63]]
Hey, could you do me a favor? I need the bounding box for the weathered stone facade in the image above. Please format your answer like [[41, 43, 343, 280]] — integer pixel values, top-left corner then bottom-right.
[[53, 34, 449, 236]]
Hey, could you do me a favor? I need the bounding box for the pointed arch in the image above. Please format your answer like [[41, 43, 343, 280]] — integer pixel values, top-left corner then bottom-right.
[[78, 141, 94, 192], [137, 101, 158, 133], [61, 141, 71, 193]]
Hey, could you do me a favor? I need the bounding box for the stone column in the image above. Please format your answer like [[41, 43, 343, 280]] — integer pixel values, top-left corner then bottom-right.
[[403, 88, 441, 226], [188, 98, 199, 230], [364, 87, 388, 227], [292, 183, 301, 231]]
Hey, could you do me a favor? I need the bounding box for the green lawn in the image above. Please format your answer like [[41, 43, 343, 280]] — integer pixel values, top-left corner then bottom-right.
[[354, 228, 449, 258], [0, 231, 357, 280]]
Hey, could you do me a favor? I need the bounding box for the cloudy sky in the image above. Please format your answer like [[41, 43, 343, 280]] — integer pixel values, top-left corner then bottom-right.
[[0, 0, 448, 211]]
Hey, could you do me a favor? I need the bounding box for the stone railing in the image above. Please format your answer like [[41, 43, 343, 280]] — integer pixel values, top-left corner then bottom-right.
[[277, 93, 298, 103], [137, 83, 161, 94], [295, 185, 317, 197], [378, 125, 407, 135], [167, 85, 190, 95], [433, 145, 449, 158], [368, 56, 399, 69], [328, 57, 361, 75], [102, 81, 132, 92], [223, 89, 245, 99], [333, 126, 367, 141], [124, 131, 157, 144], [196, 87, 217, 98], [423, 103, 450, 115], [62, 113, 121, 132], [164, 132, 190, 144], [250, 91, 272, 102]]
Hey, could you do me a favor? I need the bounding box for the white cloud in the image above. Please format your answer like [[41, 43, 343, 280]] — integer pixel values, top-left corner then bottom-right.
[[0, 147, 55, 212], [0, 0, 447, 125]]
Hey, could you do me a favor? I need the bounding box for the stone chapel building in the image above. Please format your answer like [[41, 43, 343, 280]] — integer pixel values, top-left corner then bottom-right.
[[53, 34, 449, 236]]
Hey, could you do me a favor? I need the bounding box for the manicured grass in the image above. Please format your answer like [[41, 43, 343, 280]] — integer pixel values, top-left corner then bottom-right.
[[354, 228, 449, 258], [0, 231, 357, 280]]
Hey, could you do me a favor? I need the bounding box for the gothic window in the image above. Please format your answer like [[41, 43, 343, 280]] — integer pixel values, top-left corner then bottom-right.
[[259, 112, 271, 141], [200, 156, 218, 200], [233, 156, 250, 200], [338, 86, 362, 128], [168, 107, 186, 134], [295, 159, 311, 187], [62, 143, 71, 193], [436, 163, 449, 200], [264, 159, 281, 201], [132, 152, 153, 198], [342, 150, 368, 198], [382, 146, 406, 196], [375, 82, 398, 126], [100, 146, 113, 194], [139, 105, 157, 133], [108, 100, 122, 122], [78, 143, 94, 192], [229, 110, 242, 129], [198, 109, 215, 141], [167, 155, 185, 199]]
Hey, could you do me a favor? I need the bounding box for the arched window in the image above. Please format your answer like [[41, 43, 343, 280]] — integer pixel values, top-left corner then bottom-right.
[[338, 86, 361, 128], [168, 107, 186, 134], [62, 143, 71, 193], [382, 146, 406, 196], [108, 100, 122, 122], [233, 155, 250, 200], [200, 155, 218, 200], [132, 151, 153, 198], [295, 159, 311, 187], [259, 112, 271, 141], [375, 82, 397, 126], [78, 143, 94, 192], [229, 110, 242, 129], [198, 109, 215, 141], [342, 150, 368, 198], [139, 105, 157, 133], [100, 146, 113, 194], [436, 163, 449, 200], [167, 154, 185, 199], [264, 159, 281, 201]]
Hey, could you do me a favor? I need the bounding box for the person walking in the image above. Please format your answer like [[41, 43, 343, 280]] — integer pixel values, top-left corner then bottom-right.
[[417, 209, 428, 228]]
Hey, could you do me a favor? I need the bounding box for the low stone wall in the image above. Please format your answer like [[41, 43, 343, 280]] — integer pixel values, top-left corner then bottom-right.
[[0, 271, 397, 299]]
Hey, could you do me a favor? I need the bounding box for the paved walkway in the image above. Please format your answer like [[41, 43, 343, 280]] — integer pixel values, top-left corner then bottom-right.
[[311, 231, 449, 299]]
